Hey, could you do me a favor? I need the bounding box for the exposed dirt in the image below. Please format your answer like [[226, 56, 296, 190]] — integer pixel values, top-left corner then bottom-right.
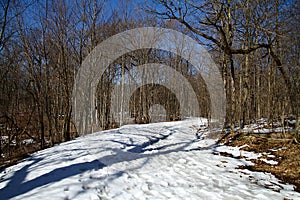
[[0, 143, 43, 171], [220, 131, 300, 192]]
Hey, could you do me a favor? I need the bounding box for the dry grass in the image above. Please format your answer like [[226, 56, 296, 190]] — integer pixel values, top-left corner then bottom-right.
[[220, 131, 300, 192], [0, 143, 42, 171]]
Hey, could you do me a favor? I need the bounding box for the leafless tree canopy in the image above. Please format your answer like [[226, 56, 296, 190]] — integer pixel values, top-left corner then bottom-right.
[[0, 0, 299, 165]]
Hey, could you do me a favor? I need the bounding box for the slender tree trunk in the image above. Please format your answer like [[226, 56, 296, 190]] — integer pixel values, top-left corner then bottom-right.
[[38, 104, 45, 148], [120, 56, 125, 126], [256, 58, 261, 119]]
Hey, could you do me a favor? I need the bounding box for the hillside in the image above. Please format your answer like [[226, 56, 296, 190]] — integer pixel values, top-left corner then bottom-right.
[[0, 119, 299, 200]]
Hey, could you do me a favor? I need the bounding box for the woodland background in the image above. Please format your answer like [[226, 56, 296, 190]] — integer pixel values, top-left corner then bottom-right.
[[0, 0, 299, 165]]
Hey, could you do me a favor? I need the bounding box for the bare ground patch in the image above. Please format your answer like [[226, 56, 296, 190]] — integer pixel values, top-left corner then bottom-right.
[[220, 131, 300, 192]]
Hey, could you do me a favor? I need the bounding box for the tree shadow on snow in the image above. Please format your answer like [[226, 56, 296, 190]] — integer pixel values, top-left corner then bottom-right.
[[0, 157, 105, 199], [0, 125, 224, 199]]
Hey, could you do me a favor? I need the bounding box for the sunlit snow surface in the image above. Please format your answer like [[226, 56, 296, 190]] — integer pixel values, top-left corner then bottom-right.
[[0, 119, 299, 200]]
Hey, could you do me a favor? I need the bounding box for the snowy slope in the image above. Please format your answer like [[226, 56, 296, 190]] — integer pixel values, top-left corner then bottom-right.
[[0, 118, 299, 200]]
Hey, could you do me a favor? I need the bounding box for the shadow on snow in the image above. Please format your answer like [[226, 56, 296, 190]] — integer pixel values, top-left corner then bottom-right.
[[0, 125, 221, 199]]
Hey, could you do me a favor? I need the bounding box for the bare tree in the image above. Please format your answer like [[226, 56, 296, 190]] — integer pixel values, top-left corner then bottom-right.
[[148, 0, 299, 132]]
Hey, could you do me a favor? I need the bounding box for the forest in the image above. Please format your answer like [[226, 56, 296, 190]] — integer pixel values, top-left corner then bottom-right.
[[0, 0, 299, 167]]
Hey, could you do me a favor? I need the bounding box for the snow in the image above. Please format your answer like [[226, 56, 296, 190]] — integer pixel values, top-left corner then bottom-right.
[[21, 139, 34, 145], [270, 147, 288, 152], [0, 118, 299, 200], [288, 120, 296, 125], [239, 117, 296, 134], [1, 136, 8, 140], [260, 158, 278, 165]]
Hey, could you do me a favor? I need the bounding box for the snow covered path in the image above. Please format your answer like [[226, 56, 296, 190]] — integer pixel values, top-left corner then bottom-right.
[[0, 119, 299, 200]]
